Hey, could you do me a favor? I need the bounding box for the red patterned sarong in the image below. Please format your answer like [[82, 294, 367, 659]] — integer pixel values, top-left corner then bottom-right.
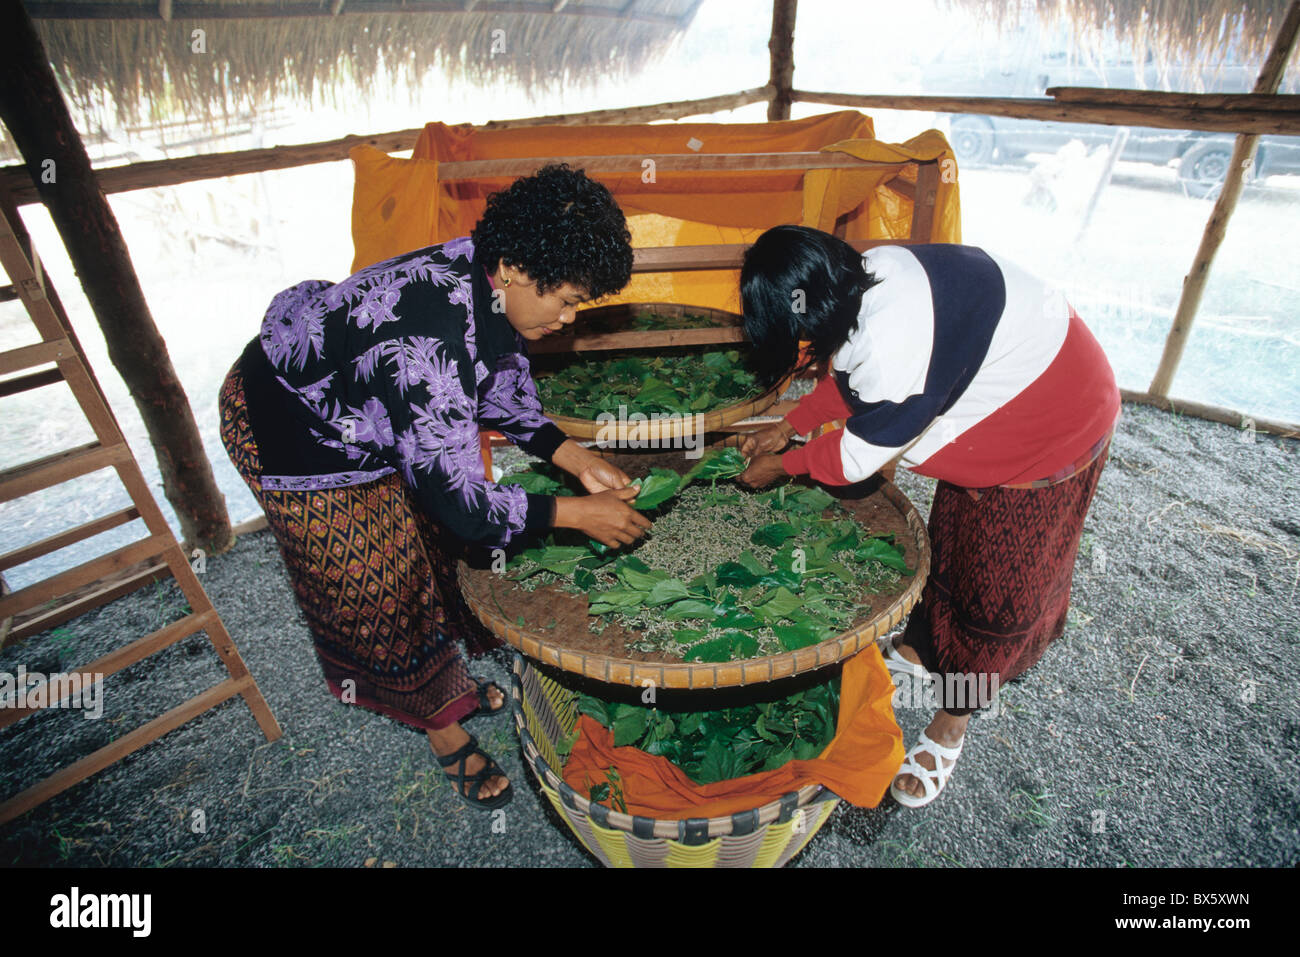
[[901, 444, 1110, 715], [218, 362, 501, 731]]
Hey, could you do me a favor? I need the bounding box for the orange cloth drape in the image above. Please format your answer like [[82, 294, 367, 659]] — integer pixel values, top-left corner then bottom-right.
[[805, 129, 962, 245], [561, 646, 905, 819], [348, 111, 961, 315]]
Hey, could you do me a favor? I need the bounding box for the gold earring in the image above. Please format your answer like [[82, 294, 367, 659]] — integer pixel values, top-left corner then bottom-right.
[[503, 277, 511, 286]]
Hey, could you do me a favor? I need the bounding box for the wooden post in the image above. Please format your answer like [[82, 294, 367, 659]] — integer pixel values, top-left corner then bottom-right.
[[767, 0, 798, 121], [1075, 127, 1129, 242], [1149, 0, 1300, 397], [0, 1, 233, 553]]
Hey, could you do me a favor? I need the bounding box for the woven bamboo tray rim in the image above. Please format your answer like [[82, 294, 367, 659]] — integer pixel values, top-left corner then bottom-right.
[[462, 479, 931, 690], [538, 301, 789, 441], [573, 301, 743, 325], [509, 654, 838, 845]]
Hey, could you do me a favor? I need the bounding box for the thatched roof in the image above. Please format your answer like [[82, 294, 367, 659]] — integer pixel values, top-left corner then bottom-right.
[[25, 0, 703, 127], [18, 1, 1298, 133], [944, 0, 1299, 72]]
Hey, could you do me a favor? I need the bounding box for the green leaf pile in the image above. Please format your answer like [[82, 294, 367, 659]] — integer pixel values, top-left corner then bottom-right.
[[533, 349, 761, 419], [502, 457, 912, 663], [577, 678, 840, 785]]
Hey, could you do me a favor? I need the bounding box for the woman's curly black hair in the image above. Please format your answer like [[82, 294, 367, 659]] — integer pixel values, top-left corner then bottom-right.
[[740, 224, 880, 388], [471, 164, 633, 300]]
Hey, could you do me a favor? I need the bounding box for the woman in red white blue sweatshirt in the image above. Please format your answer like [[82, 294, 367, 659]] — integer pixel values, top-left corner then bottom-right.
[[737, 225, 1119, 808]]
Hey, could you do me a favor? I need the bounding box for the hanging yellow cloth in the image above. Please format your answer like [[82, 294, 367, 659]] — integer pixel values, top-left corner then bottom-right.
[[348, 111, 961, 315], [803, 129, 962, 244]]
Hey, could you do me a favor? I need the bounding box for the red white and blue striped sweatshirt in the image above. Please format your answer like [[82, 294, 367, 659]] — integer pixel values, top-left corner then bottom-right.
[[780, 244, 1121, 489]]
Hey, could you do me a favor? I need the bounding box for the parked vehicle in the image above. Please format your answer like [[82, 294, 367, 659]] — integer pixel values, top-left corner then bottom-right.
[[925, 32, 1300, 196]]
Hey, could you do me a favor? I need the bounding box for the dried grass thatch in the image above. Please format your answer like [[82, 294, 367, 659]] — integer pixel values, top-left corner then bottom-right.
[[26, 0, 701, 128], [944, 0, 1299, 80]]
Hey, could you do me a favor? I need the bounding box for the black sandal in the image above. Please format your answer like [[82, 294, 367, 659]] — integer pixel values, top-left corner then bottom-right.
[[436, 734, 513, 810], [465, 679, 507, 721]]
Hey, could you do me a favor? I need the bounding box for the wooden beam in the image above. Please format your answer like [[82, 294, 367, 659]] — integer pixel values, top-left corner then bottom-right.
[[1121, 389, 1300, 440], [0, 442, 131, 503], [477, 86, 772, 129], [792, 90, 1300, 136], [767, 0, 798, 122], [0, 609, 216, 728], [0, 338, 74, 376], [1076, 127, 1129, 242], [528, 327, 747, 354], [909, 159, 939, 241], [1047, 87, 1300, 112], [3, 559, 169, 649], [0, 534, 169, 620], [232, 513, 269, 536], [438, 151, 918, 180], [0, 2, 235, 553], [0, 506, 141, 572], [1149, 0, 1300, 397], [883, 174, 914, 202], [0, 366, 62, 398], [1, 88, 776, 204], [24, 1, 687, 27], [0, 674, 253, 826], [629, 238, 902, 272], [0, 128, 425, 203]]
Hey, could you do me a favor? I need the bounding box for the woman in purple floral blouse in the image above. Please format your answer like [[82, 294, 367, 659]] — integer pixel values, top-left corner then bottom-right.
[[219, 165, 649, 809]]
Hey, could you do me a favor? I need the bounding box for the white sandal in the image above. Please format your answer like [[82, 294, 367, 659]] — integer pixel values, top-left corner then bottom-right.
[[880, 640, 927, 679], [889, 730, 964, 808]]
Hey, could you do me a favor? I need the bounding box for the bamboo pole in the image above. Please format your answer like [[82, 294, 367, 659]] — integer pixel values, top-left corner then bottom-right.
[[792, 90, 1300, 136], [1149, 0, 1300, 397], [7, 85, 1298, 203], [0, 2, 233, 553], [1047, 87, 1300, 112], [1120, 390, 1299, 440], [478, 86, 772, 129], [0, 87, 774, 204], [438, 151, 914, 179], [1075, 127, 1129, 243], [767, 0, 798, 121]]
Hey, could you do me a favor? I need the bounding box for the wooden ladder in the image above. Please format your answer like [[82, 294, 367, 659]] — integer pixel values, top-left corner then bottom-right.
[[0, 186, 281, 825]]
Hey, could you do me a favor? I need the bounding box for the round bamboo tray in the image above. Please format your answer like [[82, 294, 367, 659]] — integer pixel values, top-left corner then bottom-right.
[[536, 302, 792, 442], [511, 653, 839, 867], [460, 453, 931, 691]]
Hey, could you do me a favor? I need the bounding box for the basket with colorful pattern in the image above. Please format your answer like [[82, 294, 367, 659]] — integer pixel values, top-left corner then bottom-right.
[[511, 653, 839, 868]]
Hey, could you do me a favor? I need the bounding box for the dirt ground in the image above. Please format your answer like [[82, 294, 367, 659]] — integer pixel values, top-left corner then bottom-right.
[[1, 400, 1296, 868]]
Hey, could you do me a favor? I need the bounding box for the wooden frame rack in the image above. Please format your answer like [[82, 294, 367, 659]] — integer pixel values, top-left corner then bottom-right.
[[0, 187, 281, 825]]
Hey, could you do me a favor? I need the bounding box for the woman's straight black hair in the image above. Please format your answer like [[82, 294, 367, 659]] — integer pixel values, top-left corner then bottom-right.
[[740, 224, 879, 387]]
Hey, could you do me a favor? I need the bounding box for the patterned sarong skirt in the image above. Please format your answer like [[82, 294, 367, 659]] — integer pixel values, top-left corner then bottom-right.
[[218, 361, 501, 731], [902, 444, 1111, 715]]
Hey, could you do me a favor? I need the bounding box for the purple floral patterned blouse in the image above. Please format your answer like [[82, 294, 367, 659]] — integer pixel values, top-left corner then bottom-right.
[[234, 237, 566, 547]]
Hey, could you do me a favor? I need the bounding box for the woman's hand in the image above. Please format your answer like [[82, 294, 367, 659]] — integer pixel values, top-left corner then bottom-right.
[[553, 488, 653, 548], [578, 460, 632, 495], [739, 420, 797, 458], [552, 439, 632, 493], [737, 452, 789, 489]]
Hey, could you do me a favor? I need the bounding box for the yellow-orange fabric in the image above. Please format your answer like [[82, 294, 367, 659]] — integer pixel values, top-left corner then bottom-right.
[[350, 146, 441, 271], [348, 111, 961, 315], [561, 646, 905, 819], [805, 129, 963, 245]]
